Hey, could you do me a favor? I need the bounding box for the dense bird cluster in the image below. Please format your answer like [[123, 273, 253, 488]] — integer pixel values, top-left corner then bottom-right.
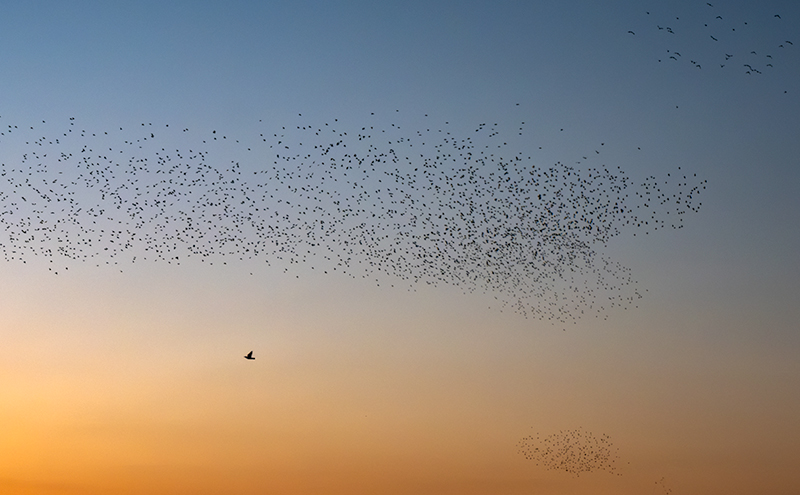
[[517, 427, 621, 477], [630, 2, 796, 81], [0, 114, 704, 322]]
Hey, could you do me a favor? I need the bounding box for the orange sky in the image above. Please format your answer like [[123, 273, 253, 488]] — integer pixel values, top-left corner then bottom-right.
[[2, 258, 799, 495]]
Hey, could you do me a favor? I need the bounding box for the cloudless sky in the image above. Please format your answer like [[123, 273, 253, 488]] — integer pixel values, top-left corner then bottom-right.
[[1, 1, 799, 494]]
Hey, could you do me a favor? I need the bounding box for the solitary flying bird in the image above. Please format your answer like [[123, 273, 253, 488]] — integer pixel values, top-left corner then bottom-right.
[[244, 351, 255, 360]]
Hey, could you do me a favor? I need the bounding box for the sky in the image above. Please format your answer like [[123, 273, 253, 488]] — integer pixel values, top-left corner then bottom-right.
[[1, 1, 799, 494]]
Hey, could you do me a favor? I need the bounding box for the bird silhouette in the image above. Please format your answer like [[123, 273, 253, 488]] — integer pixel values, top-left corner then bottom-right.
[[244, 351, 255, 360]]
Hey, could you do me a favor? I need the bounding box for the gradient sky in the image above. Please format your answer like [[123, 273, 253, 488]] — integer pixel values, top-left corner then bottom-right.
[[1, 1, 799, 494]]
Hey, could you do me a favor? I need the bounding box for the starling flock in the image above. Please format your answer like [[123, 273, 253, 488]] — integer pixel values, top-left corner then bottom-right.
[[517, 427, 621, 477], [0, 113, 705, 323], [631, 3, 796, 82]]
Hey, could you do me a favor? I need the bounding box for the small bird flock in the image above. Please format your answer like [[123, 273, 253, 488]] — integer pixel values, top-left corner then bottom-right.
[[655, 476, 674, 495], [517, 427, 621, 477], [630, 3, 796, 81], [0, 113, 705, 323]]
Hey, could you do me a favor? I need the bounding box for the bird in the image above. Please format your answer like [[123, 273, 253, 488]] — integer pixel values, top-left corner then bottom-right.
[[244, 351, 255, 360]]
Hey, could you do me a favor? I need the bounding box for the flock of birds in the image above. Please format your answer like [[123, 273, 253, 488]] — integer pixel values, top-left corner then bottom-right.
[[656, 476, 674, 495], [517, 427, 621, 477], [0, 113, 705, 323], [629, 2, 796, 85]]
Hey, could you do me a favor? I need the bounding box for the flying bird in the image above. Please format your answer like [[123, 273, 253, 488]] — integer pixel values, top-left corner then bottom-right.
[[244, 351, 255, 360]]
